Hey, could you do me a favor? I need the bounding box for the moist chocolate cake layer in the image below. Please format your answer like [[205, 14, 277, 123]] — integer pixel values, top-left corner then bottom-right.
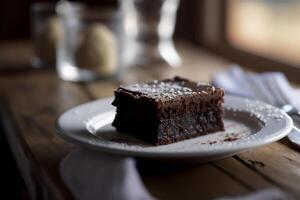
[[112, 76, 225, 145]]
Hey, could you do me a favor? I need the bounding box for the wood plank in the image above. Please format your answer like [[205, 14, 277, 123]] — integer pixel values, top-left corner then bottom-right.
[[0, 102, 41, 200], [0, 70, 90, 199], [139, 162, 249, 200], [212, 157, 272, 190], [235, 139, 300, 196]]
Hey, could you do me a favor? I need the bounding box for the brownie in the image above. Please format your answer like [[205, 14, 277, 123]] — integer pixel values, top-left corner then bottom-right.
[[112, 76, 225, 145]]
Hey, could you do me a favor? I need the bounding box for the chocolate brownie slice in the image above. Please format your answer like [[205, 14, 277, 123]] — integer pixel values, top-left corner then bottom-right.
[[112, 76, 224, 145]]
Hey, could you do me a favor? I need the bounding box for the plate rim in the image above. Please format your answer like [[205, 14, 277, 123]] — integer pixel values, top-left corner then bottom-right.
[[55, 95, 293, 158]]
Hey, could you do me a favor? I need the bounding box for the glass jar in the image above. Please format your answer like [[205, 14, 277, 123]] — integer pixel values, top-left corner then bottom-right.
[[56, 1, 122, 82]]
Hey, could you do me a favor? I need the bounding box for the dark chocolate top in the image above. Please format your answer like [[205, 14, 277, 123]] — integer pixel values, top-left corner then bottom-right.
[[118, 77, 215, 100]]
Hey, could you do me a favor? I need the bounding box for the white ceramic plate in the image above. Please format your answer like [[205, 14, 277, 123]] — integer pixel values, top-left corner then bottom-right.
[[56, 96, 293, 162]]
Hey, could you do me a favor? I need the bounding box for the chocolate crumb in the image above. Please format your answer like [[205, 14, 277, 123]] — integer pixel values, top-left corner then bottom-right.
[[200, 140, 217, 145], [208, 141, 217, 145], [223, 137, 239, 142], [223, 133, 241, 142]]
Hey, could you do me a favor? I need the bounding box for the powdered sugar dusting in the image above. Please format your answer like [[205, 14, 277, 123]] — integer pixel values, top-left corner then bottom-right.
[[229, 99, 284, 123], [121, 81, 209, 99]]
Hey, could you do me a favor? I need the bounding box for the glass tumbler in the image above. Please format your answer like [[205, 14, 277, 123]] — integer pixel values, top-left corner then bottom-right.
[[120, 0, 181, 68], [56, 1, 122, 82]]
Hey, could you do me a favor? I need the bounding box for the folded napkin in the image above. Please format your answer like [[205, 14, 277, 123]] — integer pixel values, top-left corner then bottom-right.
[[212, 65, 300, 109], [60, 148, 155, 200]]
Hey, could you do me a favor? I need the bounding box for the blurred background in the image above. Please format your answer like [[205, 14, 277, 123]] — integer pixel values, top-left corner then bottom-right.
[[0, 0, 299, 73], [227, 0, 299, 66], [0, 0, 299, 199], [0, 0, 299, 68]]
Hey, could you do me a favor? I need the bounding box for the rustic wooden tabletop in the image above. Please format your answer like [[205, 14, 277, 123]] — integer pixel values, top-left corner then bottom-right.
[[1, 41, 300, 200]]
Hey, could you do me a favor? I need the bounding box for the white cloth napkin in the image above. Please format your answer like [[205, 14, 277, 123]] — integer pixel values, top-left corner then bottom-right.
[[212, 65, 300, 109], [60, 148, 155, 200]]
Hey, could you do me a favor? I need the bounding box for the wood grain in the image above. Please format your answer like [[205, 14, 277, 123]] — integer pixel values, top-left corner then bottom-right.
[[0, 70, 89, 199], [140, 163, 249, 200], [234, 139, 300, 196]]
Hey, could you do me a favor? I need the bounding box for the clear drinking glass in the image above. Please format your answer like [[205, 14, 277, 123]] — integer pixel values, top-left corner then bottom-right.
[[120, 0, 181, 68], [56, 1, 122, 82], [31, 2, 61, 68]]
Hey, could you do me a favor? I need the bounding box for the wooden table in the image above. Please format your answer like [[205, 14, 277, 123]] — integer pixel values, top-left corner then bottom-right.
[[1, 41, 300, 200]]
